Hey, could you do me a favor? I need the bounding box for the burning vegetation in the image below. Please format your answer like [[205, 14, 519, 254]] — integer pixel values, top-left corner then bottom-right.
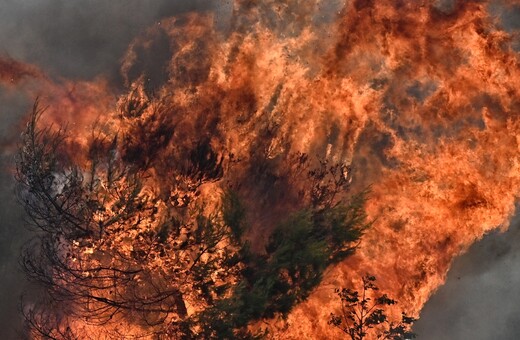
[[4, 0, 520, 338], [16, 98, 368, 339]]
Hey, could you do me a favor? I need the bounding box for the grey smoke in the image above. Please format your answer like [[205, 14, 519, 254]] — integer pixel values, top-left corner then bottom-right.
[[0, 89, 33, 339], [414, 213, 520, 339], [0, 0, 216, 82], [489, 1, 520, 52]]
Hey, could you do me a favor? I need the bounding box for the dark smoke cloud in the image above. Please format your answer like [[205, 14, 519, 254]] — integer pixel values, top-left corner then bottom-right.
[[0, 88, 33, 339], [0, 0, 216, 82], [0, 164, 26, 338]]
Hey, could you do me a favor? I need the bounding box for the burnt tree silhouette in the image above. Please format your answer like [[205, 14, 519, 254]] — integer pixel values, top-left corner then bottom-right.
[[16, 101, 236, 338], [329, 275, 416, 340]]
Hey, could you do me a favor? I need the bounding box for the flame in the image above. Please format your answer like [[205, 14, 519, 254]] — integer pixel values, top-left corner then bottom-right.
[[6, 0, 520, 338], [0, 57, 43, 85]]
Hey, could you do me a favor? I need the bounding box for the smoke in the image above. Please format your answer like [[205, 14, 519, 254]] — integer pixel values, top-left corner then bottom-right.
[[414, 213, 520, 339], [0, 170, 26, 339], [0, 85, 34, 338], [3, 0, 520, 338], [0, 0, 216, 82]]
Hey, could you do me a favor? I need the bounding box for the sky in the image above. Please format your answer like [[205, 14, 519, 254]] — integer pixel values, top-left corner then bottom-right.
[[1, 1, 520, 339]]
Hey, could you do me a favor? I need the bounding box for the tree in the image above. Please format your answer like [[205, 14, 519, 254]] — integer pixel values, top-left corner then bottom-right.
[[16, 101, 241, 338], [329, 275, 416, 340], [16, 98, 370, 339]]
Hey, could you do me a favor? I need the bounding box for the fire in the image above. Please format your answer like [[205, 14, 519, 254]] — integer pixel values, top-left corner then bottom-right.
[[0, 58, 43, 85], [5, 0, 520, 338]]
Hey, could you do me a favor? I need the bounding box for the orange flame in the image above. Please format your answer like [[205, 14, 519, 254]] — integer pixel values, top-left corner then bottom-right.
[[7, 0, 520, 338]]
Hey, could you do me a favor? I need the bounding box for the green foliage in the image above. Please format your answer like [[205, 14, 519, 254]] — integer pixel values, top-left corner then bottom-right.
[[312, 193, 370, 264], [191, 190, 370, 339]]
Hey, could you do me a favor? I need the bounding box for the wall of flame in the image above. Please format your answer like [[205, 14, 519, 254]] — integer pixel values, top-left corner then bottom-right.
[[2, 0, 520, 338]]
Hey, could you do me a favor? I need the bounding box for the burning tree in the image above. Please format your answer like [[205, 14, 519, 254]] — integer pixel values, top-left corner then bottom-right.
[[329, 275, 416, 340], [16, 96, 370, 338], [16, 100, 242, 338]]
